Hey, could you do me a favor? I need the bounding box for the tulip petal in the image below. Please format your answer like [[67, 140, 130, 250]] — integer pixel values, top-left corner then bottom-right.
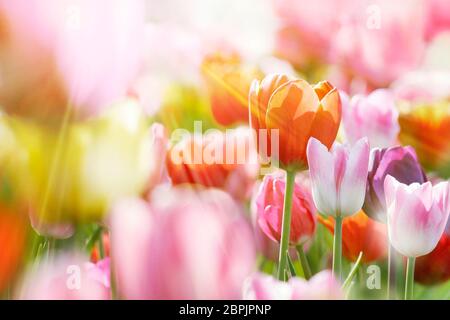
[[307, 137, 337, 216], [338, 138, 369, 216], [266, 80, 320, 166]]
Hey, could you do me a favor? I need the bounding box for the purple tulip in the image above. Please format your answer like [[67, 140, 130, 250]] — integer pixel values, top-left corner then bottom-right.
[[363, 146, 427, 223]]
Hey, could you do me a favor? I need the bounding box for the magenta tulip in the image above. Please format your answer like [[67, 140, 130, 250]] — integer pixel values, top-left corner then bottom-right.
[[364, 146, 427, 223], [255, 172, 316, 246]]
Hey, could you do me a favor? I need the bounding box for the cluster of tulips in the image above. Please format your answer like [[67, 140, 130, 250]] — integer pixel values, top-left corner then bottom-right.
[[0, 0, 450, 301]]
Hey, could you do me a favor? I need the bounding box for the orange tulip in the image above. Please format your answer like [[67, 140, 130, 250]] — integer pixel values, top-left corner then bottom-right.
[[249, 74, 341, 170], [201, 50, 262, 126], [319, 210, 387, 263], [166, 128, 257, 200], [0, 206, 27, 293]]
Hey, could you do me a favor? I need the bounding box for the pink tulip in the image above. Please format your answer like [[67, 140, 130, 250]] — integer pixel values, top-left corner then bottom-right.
[[385, 175, 450, 257], [110, 187, 256, 299], [243, 270, 343, 300], [255, 172, 316, 246], [0, 0, 144, 119], [17, 255, 110, 300], [307, 137, 370, 217], [341, 89, 399, 148], [332, 0, 426, 87]]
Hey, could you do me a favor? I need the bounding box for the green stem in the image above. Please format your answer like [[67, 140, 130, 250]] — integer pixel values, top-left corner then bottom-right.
[[277, 170, 296, 281], [405, 257, 415, 300], [99, 232, 105, 260], [332, 215, 343, 280], [342, 251, 363, 289], [387, 243, 391, 299], [296, 244, 312, 280], [286, 253, 297, 277]]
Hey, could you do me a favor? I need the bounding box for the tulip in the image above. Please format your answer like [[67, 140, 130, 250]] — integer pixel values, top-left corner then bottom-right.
[[201, 50, 262, 126], [249, 75, 341, 280], [249, 74, 341, 170], [166, 127, 258, 201], [341, 89, 399, 148], [0, 207, 27, 293], [255, 173, 316, 246], [384, 175, 450, 299], [243, 270, 343, 300], [0, 0, 144, 120], [364, 146, 427, 223], [110, 187, 256, 299], [332, 0, 426, 87], [307, 137, 370, 279], [319, 210, 388, 263], [18, 254, 110, 300]]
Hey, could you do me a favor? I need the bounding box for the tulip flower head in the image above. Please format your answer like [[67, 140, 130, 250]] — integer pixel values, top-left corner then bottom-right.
[[307, 137, 370, 217], [364, 146, 427, 223], [385, 176, 450, 258], [249, 74, 341, 171], [341, 89, 400, 148], [255, 172, 316, 246]]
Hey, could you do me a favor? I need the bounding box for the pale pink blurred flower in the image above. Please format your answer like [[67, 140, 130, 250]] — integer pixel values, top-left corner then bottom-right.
[[385, 176, 450, 258], [243, 270, 343, 300], [145, 123, 169, 192], [274, 0, 351, 66], [341, 89, 399, 148], [332, 0, 426, 87], [424, 0, 450, 41], [18, 255, 110, 300], [110, 187, 256, 299], [0, 0, 144, 119], [274, 0, 426, 86], [307, 137, 370, 217], [391, 71, 450, 103]]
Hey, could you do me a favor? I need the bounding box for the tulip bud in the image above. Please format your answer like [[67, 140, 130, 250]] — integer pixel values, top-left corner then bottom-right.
[[364, 146, 427, 223], [201, 50, 262, 126], [249, 74, 341, 170], [307, 137, 370, 217], [255, 173, 316, 245]]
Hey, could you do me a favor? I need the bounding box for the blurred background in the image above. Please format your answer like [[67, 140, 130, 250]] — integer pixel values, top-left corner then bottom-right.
[[0, 0, 449, 300]]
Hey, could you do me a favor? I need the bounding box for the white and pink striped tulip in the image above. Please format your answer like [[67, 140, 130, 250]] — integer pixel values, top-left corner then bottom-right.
[[306, 137, 370, 217], [385, 175, 450, 258]]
